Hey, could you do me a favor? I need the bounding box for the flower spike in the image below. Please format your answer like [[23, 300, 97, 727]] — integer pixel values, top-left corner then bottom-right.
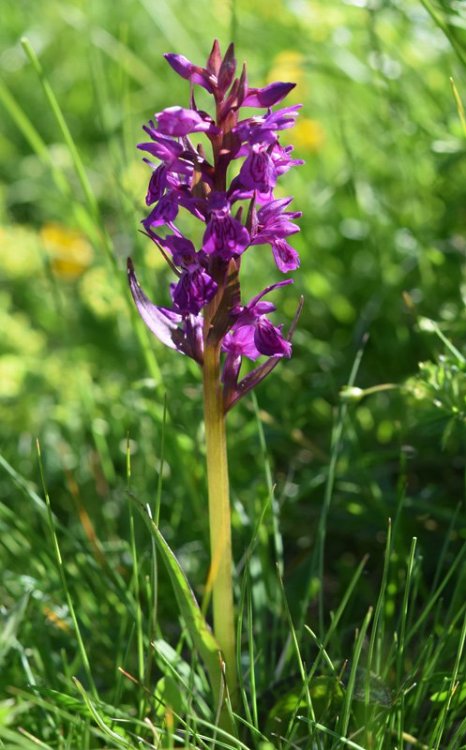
[[129, 40, 303, 406]]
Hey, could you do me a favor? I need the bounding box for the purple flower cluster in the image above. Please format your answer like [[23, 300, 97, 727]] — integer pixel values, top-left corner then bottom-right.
[[128, 40, 303, 411]]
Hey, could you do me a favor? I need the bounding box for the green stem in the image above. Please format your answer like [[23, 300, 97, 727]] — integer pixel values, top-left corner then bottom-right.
[[202, 341, 237, 705]]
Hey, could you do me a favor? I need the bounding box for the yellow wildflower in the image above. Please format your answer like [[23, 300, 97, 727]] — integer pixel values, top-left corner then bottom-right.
[[40, 223, 93, 278], [292, 117, 325, 152]]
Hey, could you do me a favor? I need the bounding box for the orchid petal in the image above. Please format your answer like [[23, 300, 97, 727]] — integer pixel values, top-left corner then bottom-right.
[[242, 82, 296, 108]]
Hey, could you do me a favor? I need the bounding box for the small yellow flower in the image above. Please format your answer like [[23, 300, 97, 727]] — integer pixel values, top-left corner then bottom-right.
[[40, 222, 93, 278], [292, 117, 325, 152]]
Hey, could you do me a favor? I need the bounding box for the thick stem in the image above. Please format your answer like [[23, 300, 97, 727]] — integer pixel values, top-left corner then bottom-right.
[[202, 341, 237, 704]]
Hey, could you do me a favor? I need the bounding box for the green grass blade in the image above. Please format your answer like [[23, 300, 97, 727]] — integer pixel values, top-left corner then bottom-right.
[[0, 727, 55, 750], [20, 38, 98, 218], [245, 577, 258, 730], [338, 607, 373, 741], [72, 679, 131, 749], [132, 501, 229, 727], [450, 77, 466, 136], [36, 439, 98, 700], [126, 440, 145, 717], [407, 542, 466, 643], [307, 335, 367, 637], [397, 537, 418, 685], [137, 0, 204, 60], [304, 554, 369, 685], [0, 77, 53, 163], [0, 452, 51, 521], [90, 27, 156, 87], [276, 568, 316, 730], [301, 718, 368, 750], [430, 610, 466, 749], [251, 391, 284, 577], [366, 518, 392, 680], [419, 0, 466, 68]]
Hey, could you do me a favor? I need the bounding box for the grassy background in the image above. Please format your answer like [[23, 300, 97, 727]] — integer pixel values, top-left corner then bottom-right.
[[1, 0, 466, 747]]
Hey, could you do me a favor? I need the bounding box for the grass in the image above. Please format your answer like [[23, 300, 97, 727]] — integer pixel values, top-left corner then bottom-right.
[[1, 0, 466, 747]]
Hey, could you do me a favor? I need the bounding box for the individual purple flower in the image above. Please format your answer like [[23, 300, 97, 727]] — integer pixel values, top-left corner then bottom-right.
[[203, 194, 250, 260], [255, 317, 292, 357], [223, 324, 260, 361], [235, 105, 302, 146], [138, 131, 194, 175], [160, 234, 197, 268], [259, 104, 302, 132], [142, 190, 180, 229], [253, 197, 301, 241], [128, 40, 304, 411], [238, 146, 277, 194], [156, 106, 219, 137], [249, 198, 301, 272], [145, 165, 168, 205], [164, 53, 216, 93], [165, 41, 238, 101], [271, 238, 300, 273], [221, 280, 299, 410], [242, 81, 296, 108], [127, 258, 204, 362], [171, 268, 218, 315], [270, 142, 304, 176], [155, 234, 219, 315], [223, 279, 292, 359], [223, 316, 291, 360]]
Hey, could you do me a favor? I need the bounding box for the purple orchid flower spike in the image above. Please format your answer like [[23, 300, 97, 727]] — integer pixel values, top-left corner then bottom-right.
[[127, 42, 305, 708], [128, 40, 303, 412]]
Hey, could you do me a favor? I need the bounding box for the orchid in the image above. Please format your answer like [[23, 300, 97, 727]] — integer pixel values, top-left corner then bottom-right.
[[128, 39, 303, 413], [127, 40, 303, 723]]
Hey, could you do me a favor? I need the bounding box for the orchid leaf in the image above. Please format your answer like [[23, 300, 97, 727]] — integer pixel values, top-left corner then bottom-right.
[[133, 502, 225, 714]]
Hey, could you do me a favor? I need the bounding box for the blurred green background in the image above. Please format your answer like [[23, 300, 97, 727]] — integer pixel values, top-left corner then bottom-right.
[[1, 0, 466, 732]]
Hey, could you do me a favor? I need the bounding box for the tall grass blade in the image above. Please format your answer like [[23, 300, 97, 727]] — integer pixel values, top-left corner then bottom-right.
[[305, 554, 369, 684], [72, 679, 131, 749], [309, 335, 367, 637], [338, 607, 373, 742], [126, 439, 145, 717], [450, 77, 466, 136], [430, 610, 466, 749], [20, 38, 98, 219], [251, 392, 284, 577], [397, 537, 418, 685], [132, 501, 232, 731], [419, 0, 466, 67], [0, 727, 54, 749], [36, 439, 98, 700]]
